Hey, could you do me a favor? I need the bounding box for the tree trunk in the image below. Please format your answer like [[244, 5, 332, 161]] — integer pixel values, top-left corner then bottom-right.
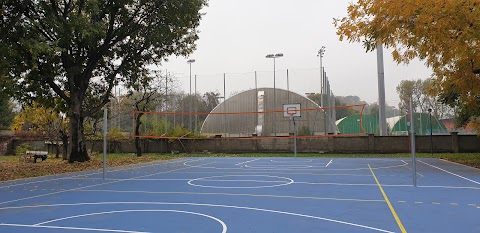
[[68, 110, 90, 163], [134, 113, 143, 157], [55, 141, 60, 158], [61, 133, 68, 160]]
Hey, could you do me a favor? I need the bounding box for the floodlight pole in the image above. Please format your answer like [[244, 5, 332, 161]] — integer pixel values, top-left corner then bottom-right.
[[409, 97, 417, 187], [318, 47, 326, 135], [266, 53, 283, 136], [376, 42, 388, 136], [194, 75, 197, 133], [187, 59, 195, 132]]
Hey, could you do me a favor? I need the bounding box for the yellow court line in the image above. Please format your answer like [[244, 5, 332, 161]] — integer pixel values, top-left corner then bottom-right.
[[368, 164, 407, 233]]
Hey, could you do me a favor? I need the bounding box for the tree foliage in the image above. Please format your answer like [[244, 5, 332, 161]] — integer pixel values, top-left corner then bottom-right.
[[10, 103, 68, 158], [335, 0, 480, 128], [306, 93, 359, 120], [127, 70, 164, 157], [203, 91, 220, 112], [0, 96, 14, 129], [1, 0, 207, 162], [396, 79, 454, 119]]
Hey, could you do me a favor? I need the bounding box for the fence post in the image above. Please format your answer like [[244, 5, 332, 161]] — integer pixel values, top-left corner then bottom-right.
[[451, 132, 459, 153]]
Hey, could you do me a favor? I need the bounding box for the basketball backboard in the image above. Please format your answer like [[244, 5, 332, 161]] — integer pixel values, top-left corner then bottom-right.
[[283, 103, 301, 118]]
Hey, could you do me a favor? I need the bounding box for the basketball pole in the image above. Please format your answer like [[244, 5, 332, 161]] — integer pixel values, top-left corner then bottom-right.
[[293, 116, 297, 159]]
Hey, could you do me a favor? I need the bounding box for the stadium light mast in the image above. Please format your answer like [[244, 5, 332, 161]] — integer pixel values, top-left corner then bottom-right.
[[317, 46, 327, 135], [187, 59, 195, 131], [376, 42, 388, 136], [266, 53, 283, 136]]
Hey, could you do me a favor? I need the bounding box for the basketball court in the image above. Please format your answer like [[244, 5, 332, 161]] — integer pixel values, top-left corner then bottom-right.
[[0, 157, 479, 232]]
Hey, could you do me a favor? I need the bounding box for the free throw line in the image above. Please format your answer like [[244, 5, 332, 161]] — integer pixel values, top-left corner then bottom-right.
[[326, 159, 333, 167], [368, 164, 407, 233], [235, 158, 260, 165]]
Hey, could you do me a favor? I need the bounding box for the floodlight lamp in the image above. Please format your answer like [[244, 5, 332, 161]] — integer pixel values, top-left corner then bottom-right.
[[187, 59, 195, 63], [317, 47, 326, 57], [266, 54, 274, 58], [275, 53, 283, 57]]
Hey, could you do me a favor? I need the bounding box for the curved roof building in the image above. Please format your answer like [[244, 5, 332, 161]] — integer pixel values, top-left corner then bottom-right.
[[335, 113, 448, 135], [386, 113, 448, 135], [200, 88, 328, 137]]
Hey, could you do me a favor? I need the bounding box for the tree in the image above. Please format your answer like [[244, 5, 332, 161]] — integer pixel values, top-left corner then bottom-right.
[[127, 71, 165, 157], [335, 0, 480, 129], [10, 103, 68, 158], [203, 91, 220, 113], [1, 0, 207, 162], [396, 80, 423, 114], [0, 96, 14, 129], [335, 98, 359, 120], [396, 79, 454, 119], [307, 93, 360, 120]]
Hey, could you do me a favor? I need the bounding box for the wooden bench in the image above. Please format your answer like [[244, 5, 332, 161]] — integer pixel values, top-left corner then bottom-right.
[[21, 151, 48, 163]]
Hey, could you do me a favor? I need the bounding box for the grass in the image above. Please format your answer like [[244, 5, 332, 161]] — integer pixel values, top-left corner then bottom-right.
[[1, 152, 479, 182], [0, 153, 181, 182]]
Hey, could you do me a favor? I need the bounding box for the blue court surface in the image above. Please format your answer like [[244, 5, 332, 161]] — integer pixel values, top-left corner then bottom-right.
[[0, 157, 479, 233]]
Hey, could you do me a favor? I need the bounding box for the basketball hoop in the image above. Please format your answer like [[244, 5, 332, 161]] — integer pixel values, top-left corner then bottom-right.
[[282, 103, 300, 159], [287, 108, 297, 118], [283, 103, 301, 118]]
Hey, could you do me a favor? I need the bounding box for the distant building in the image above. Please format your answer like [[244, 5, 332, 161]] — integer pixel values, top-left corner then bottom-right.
[[201, 88, 329, 137], [336, 114, 379, 134], [336, 113, 449, 135]]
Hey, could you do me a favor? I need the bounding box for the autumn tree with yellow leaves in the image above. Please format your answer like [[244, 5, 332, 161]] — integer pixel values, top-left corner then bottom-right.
[[11, 104, 68, 158], [335, 0, 480, 130]]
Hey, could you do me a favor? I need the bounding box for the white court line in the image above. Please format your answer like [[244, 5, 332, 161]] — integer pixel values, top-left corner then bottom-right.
[[439, 159, 480, 171], [0, 223, 148, 233], [401, 160, 424, 177], [170, 171, 375, 176], [0, 159, 212, 206], [66, 178, 191, 181], [0, 202, 394, 233], [296, 182, 480, 190], [34, 209, 227, 233], [167, 171, 375, 177], [326, 159, 333, 167], [0, 158, 192, 189], [235, 158, 260, 165], [418, 160, 480, 185], [183, 160, 408, 171], [418, 185, 480, 190], [188, 175, 294, 189], [295, 182, 382, 186], [64, 178, 288, 183], [293, 182, 451, 188], [76, 189, 385, 202], [192, 179, 288, 183]]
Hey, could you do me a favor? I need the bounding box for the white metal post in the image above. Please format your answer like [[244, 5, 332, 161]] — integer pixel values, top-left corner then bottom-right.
[[103, 107, 107, 180], [409, 97, 417, 187], [194, 74, 197, 133]]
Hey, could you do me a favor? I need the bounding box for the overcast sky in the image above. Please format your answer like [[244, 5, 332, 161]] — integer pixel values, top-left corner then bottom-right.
[[159, 0, 432, 107]]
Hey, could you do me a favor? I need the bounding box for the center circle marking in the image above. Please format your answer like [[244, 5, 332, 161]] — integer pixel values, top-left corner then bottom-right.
[[188, 175, 294, 188], [244, 164, 313, 169]]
